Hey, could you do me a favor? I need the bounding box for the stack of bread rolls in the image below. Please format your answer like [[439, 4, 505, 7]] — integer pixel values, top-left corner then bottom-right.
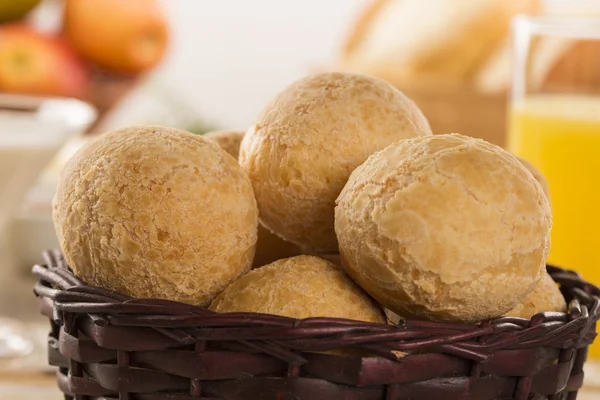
[[52, 72, 565, 346]]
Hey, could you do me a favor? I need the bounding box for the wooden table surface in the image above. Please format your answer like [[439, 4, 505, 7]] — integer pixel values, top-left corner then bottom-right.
[[1, 245, 599, 399]]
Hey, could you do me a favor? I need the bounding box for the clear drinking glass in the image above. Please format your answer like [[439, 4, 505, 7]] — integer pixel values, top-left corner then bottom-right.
[[0, 95, 95, 359], [508, 16, 600, 357]]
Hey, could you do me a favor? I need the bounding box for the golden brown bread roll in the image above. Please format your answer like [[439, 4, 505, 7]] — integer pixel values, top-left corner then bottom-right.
[[335, 133, 552, 323], [53, 126, 258, 305], [505, 272, 567, 319], [240, 72, 431, 253], [209, 255, 385, 324], [318, 253, 343, 267], [203, 130, 245, 158]]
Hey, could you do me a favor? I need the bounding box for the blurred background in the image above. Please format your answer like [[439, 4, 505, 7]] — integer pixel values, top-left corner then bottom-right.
[[3, 0, 598, 266], [1, 0, 600, 398]]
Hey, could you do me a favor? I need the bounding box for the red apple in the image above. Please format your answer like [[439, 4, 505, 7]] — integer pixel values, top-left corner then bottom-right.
[[64, 0, 169, 75], [0, 24, 88, 98]]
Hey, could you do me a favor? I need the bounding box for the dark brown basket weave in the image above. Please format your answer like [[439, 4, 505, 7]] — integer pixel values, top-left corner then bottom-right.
[[33, 250, 600, 400]]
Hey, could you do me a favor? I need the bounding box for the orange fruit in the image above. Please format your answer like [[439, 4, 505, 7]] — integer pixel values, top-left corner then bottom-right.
[[64, 0, 169, 74]]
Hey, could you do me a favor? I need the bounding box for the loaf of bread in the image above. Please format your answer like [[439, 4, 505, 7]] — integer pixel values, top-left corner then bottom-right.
[[339, 0, 539, 83]]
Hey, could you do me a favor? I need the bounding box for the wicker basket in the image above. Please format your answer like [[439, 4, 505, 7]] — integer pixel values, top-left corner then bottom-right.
[[33, 250, 599, 400]]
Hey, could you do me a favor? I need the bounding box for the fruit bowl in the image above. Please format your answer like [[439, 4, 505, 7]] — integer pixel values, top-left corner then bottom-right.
[[33, 250, 599, 400], [0, 94, 95, 234]]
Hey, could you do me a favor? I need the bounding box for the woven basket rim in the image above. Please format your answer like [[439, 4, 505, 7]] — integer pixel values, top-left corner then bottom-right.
[[32, 250, 600, 362]]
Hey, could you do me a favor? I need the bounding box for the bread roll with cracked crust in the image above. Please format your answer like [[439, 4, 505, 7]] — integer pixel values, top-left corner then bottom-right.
[[204, 130, 245, 158], [203, 129, 302, 268], [518, 157, 550, 200], [209, 255, 385, 324], [505, 272, 566, 319], [335, 133, 552, 322], [240, 72, 432, 253], [53, 126, 258, 306]]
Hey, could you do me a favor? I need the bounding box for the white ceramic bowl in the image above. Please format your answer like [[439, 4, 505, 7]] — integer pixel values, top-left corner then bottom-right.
[[8, 135, 92, 269], [0, 95, 96, 235]]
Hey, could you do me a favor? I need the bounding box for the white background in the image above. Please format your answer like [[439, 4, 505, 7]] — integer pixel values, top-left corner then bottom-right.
[[105, 0, 367, 131]]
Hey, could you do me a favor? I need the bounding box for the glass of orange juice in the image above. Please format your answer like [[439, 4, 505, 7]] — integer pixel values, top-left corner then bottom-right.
[[509, 16, 600, 357]]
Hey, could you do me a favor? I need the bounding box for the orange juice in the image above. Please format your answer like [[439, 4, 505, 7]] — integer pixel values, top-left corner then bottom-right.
[[509, 94, 600, 356]]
